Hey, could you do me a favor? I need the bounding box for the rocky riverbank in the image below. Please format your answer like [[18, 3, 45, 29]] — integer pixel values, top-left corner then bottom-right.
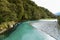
[[0, 21, 16, 34]]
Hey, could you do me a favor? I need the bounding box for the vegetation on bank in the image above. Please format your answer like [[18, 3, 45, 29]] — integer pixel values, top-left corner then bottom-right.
[[0, 0, 56, 33], [57, 16, 60, 25], [0, 21, 15, 34]]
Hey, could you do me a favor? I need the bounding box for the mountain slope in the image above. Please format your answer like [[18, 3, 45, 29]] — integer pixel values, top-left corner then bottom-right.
[[0, 0, 56, 23], [0, 0, 56, 33], [55, 12, 60, 16]]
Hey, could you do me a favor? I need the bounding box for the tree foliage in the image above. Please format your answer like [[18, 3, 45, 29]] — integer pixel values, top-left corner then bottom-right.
[[0, 0, 56, 23]]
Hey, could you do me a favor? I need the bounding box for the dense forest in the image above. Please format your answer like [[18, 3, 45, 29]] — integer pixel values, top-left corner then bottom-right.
[[0, 0, 56, 33], [0, 0, 56, 23]]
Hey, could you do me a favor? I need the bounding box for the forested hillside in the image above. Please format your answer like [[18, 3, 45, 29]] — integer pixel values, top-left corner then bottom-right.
[[0, 0, 56, 23], [0, 0, 56, 33]]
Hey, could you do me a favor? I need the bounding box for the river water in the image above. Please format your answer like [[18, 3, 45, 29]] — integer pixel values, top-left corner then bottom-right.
[[0, 19, 59, 40]]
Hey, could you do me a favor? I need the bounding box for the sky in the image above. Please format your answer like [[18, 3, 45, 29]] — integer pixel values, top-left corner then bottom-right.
[[32, 0, 60, 14]]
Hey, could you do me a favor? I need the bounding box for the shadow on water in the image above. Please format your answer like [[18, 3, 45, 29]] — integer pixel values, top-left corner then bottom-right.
[[0, 22, 21, 40]]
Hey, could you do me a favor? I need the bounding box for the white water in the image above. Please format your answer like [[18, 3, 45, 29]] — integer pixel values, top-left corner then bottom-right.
[[30, 19, 60, 40]]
